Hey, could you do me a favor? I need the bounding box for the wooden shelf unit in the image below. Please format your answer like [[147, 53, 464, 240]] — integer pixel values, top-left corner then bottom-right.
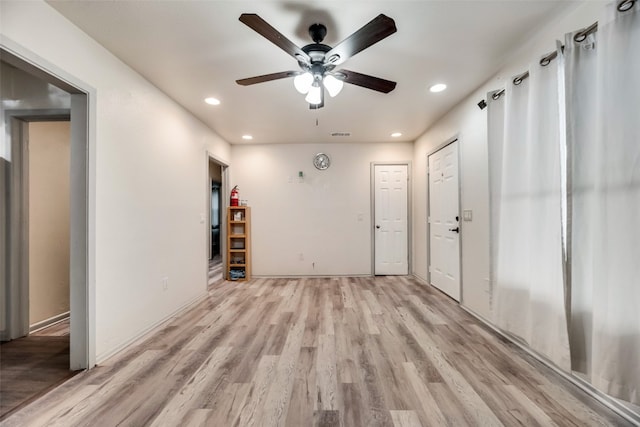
[[226, 206, 251, 281]]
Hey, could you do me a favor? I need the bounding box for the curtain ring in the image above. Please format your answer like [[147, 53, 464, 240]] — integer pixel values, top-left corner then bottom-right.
[[513, 71, 529, 86], [574, 32, 587, 43], [574, 22, 598, 43], [618, 0, 635, 12], [492, 89, 504, 100], [539, 50, 558, 67]]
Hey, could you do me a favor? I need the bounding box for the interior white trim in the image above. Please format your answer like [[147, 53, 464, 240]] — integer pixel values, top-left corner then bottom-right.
[[459, 304, 640, 426], [370, 161, 412, 276], [1, 36, 97, 369], [206, 151, 229, 281], [411, 273, 639, 425], [95, 292, 205, 364], [425, 136, 462, 301], [29, 311, 70, 334]]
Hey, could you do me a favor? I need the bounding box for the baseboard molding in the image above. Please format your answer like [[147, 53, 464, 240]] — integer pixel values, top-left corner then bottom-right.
[[251, 274, 372, 279], [29, 311, 70, 333], [460, 305, 640, 426], [95, 292, 207, 365], [410, 273, 639, 424]]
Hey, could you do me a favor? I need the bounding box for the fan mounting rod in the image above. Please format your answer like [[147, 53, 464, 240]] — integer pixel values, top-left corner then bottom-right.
[[309, 23, 327, 43]]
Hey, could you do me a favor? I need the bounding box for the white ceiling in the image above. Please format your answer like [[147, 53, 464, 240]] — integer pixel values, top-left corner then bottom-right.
[[48, 1, 573, 145]]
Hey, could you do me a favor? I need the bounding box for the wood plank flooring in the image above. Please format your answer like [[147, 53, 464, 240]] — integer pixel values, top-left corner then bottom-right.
[[1, 276, 633, 426], [0, 320, 73, 420], [208, 256, 223, 287]]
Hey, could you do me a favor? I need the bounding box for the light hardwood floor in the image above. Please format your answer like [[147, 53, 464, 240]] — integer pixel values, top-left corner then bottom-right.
[[1, 276, 632, 426], [208, 256, 223, 287]]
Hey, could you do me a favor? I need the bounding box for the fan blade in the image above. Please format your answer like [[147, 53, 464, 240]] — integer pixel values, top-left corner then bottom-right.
[[239, 14, 311, 64], [236, 71, 300, 86], [339, 69, 396, 93], [325, 14, 396, 66]]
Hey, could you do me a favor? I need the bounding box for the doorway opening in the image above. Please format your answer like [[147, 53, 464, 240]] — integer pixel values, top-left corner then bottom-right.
[[207, 155, 228, 286], [1, 46, 93, 418]]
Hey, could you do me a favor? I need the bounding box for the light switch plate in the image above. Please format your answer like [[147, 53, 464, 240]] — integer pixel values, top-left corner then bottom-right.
[[463, 210, 473, 221]]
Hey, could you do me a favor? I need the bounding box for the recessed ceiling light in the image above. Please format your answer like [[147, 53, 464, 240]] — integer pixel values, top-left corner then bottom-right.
[[204, 97, 220, 105], [391, 132, 402, 138], [242, 135, 253, 140], [429, 83, 447, 93]]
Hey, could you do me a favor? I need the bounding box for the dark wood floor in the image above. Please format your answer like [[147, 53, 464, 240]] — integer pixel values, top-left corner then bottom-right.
[[2, 276, 632, 426], [0, 320, 72, 421]]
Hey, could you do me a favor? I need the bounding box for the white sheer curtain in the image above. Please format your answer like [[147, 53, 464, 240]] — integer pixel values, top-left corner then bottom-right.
[[488, 46, 571, 370], [566, 1, 640, 405]]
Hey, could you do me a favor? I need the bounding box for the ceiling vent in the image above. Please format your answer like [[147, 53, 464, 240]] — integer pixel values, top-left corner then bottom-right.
[[331, 132, 351, 137]]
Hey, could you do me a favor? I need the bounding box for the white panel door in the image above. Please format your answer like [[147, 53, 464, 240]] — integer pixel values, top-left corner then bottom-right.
[[374, 164, 408, 275], [428, 141, 461, 300]]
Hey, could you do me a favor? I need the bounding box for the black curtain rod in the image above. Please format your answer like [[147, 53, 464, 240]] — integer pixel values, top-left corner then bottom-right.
[[478, 0, 636, 107]]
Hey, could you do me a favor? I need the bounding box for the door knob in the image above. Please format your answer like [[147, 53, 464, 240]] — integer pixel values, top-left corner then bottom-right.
[[376, 225, 381, 229], [449, 227, 459, 233]]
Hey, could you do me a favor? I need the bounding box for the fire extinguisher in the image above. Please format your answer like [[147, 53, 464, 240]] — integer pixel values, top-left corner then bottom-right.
[[230, 185, 239, 206]]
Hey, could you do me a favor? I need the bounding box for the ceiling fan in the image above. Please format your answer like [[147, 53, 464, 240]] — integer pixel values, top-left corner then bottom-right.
[[236, 13, 397, 109]]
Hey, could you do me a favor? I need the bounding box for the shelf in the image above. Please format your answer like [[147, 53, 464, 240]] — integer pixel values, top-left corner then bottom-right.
[[227, 206, 251, 282]]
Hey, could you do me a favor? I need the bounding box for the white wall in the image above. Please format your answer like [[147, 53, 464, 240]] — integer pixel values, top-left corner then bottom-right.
[[412, 1, 607, 321], [231, 142, 413, 276], [1, 1, 231, 361]]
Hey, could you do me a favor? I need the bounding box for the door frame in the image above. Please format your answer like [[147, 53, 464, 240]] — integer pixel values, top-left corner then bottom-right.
[[370, 161, 412, 276], [2, 41, 97, 370], [7, 112, 70, 342], [426, 136, 463, 302], [205, 152, 229, 282]]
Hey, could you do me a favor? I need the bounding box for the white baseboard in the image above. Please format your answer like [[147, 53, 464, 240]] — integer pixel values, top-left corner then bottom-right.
[[460, 305, 640, 426], [411, 273, 639, 424], [94, 292, 207, 365], [29, 311, 70, 333], [251, 274, 372, 279]]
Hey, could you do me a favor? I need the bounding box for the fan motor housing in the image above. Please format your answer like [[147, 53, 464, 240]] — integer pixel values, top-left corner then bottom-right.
[[300, 43, 335, 74]]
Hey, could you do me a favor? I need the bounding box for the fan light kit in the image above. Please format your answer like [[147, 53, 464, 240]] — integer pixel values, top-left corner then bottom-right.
[[236, 14, 398, 109]]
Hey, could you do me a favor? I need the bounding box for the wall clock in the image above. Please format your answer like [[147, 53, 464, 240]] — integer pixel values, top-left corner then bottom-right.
[[313, 153, 331, 170]]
